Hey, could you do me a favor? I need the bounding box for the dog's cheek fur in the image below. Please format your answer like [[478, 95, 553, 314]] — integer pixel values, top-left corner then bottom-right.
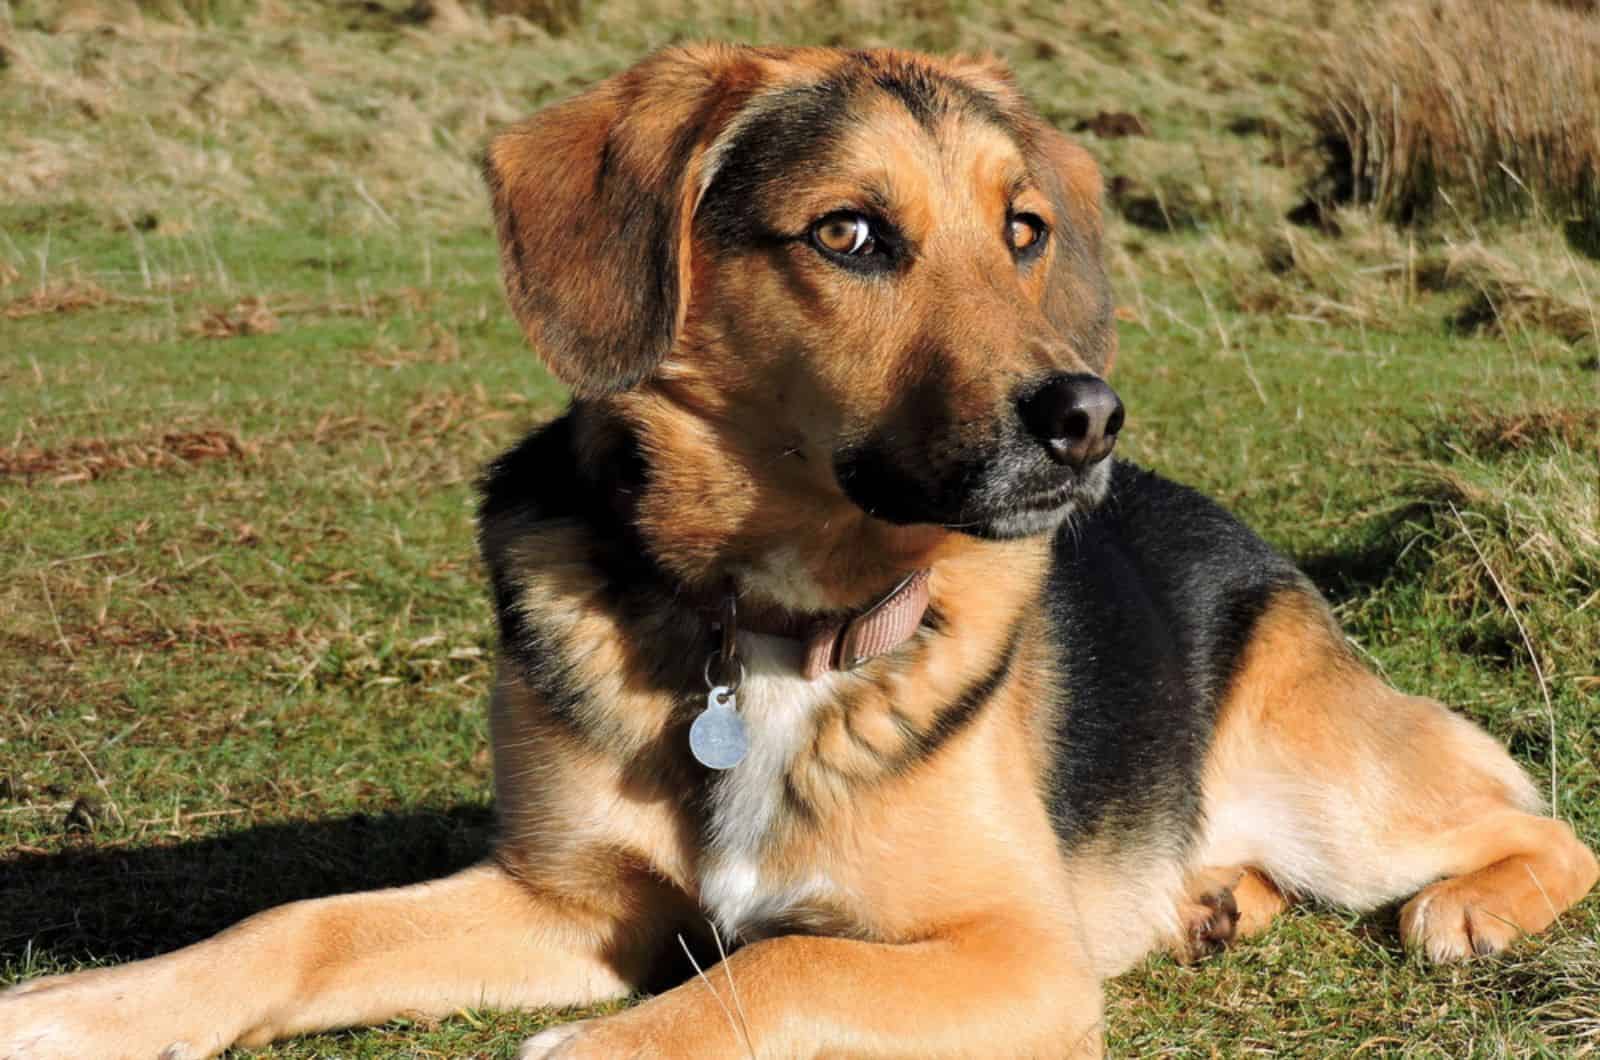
[[1027, 124, 1117, 374], [618, 380, 970, 607]]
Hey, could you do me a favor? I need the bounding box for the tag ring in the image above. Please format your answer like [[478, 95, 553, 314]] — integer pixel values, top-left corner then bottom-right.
[[704, 588, 743, 693], [703, 653, 745, 695]]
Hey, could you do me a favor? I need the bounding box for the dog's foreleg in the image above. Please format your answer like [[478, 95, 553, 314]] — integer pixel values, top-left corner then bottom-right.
[[520, 914, 1103, 1060], [1167, 865, 1290, 962], [0, 860, 649, 1060]]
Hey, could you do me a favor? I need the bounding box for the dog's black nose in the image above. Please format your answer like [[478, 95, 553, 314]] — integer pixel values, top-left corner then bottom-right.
[[1017, 374, 1124, 468]]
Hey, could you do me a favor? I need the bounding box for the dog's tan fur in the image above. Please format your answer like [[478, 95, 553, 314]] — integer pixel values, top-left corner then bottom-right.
[[2, 44, 1594, 1060]]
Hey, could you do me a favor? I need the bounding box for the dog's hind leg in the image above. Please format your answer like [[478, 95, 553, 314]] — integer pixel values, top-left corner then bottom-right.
[[1194, 589, 1598, 961], [1394, 807, 1598, 960], [0, 860, 665, 1059]]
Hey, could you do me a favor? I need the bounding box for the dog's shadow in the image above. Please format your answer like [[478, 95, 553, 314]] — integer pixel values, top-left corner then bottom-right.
[[0, 806, 495, 967]]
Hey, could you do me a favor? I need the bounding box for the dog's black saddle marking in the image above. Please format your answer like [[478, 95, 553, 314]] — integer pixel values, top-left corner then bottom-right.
[[1044, 460, 1306, 853]]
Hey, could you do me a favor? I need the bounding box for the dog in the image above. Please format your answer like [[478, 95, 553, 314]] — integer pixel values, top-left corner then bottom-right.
[[2, 44, 1595, 1060]]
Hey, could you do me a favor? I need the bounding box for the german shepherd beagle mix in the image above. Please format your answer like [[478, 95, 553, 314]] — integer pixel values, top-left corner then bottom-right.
[[2, 44, 1595, 1060]]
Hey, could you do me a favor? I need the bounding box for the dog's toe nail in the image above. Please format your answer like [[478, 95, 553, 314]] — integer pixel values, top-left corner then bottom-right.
[[1191, 889, 1238, 953]]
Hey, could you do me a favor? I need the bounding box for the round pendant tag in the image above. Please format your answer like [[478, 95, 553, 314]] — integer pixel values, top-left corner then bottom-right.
[[690, 686, 748, 770]]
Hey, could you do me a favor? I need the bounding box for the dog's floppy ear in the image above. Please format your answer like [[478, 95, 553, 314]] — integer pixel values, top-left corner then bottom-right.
[[484, 46, 751, 396], [1030, 126, 1118, 374]]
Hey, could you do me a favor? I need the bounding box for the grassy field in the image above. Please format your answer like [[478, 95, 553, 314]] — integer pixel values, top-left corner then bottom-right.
[[2, 0, 1598, 1055]]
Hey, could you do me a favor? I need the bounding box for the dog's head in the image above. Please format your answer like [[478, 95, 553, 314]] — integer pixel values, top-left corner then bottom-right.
[[486, 45, 1120, 601]]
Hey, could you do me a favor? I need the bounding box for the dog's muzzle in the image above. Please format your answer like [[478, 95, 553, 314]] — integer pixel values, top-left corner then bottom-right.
[[833, 373, 1124, 541]]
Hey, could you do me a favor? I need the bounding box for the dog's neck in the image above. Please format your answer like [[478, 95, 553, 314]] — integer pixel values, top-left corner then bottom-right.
[[565, 399, 1044, 677]]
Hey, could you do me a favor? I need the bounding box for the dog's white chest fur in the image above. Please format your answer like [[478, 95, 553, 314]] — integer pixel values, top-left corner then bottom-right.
[[698, 634, 841, 938]]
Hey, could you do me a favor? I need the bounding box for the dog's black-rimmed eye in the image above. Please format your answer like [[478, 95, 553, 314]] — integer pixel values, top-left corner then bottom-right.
[[808, 211, 892, 271], [1007, 213, 1048, 261], [814, 213, 872, 255]]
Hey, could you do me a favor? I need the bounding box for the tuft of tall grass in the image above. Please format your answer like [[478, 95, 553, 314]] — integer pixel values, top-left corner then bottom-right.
[[1386, 439, 1599, 681], [1298, 0, 1600, 224]]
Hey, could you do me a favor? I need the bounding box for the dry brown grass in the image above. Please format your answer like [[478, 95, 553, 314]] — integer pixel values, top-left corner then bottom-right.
[[2, 280, 117, 319], [0, 429, 252, 482], [1449, 281, 1600, 344], [1300, 0, 1600, 223], [186, 297, 278, 338], [1443, 404, 1600, 457], [1418, 243, 1600, 345]]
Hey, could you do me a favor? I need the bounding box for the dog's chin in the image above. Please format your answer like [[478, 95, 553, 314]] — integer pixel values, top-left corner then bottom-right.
[[958, 500, 1077, 541], [955, 458, 1114, 540]]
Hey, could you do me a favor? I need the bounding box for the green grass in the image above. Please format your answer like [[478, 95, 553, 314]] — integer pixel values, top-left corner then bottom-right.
[[2, 1, 1598, 1056]]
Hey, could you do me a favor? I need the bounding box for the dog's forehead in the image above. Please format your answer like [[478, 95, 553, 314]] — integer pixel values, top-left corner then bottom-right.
[[697, 54, 1031, 240]]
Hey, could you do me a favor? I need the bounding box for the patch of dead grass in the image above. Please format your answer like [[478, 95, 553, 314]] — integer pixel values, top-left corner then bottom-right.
[[1441, 405, 1600, 458], [356, 323, 463, 368], [187, 297, 278, 338], [1416, 243, 1600, 345], [1448, 285, 1598, 346], [0, 429, 254, 483], [2, 280, 117, 318], [303, 385, 525, 447], [263, 626, 490, 695], [1299, 0, 1600, 223], [43, 620, 304, 657], [1220, 217, 1600, 344]]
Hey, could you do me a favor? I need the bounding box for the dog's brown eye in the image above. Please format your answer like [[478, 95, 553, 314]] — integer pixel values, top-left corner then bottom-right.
[[1008, 214, 1046, 253], [812, 213, 874, 256]]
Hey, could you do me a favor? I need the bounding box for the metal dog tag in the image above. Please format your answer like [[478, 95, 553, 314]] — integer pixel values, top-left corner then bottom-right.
[[689, 685, 747, 770]]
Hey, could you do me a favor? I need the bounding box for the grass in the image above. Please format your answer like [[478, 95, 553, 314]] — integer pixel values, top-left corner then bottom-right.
[[2, 0, 1598, 1056], [1298, 0, 1600, 225]]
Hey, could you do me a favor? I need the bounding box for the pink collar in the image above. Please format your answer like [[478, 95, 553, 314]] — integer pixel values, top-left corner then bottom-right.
[[713, 569, 932, 680]]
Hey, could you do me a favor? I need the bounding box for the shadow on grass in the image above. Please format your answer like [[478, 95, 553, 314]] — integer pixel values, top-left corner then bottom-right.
[[0, 806, 494, 966], [1295, 501, 1435, 605]]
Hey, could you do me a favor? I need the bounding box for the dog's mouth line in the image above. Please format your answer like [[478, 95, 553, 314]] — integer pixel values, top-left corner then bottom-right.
[[1014, 483, 1077, 512], [935, 484, 1080, 531]]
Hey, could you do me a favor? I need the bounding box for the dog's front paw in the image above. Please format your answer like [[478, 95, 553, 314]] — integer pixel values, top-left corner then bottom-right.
[[0, 968, 222, 1060], [518, 1010, 720, 1060], [1171, 883, 1239, 963], [518, 1019, 591, 1059], [519, 1017, 654, 1060]]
